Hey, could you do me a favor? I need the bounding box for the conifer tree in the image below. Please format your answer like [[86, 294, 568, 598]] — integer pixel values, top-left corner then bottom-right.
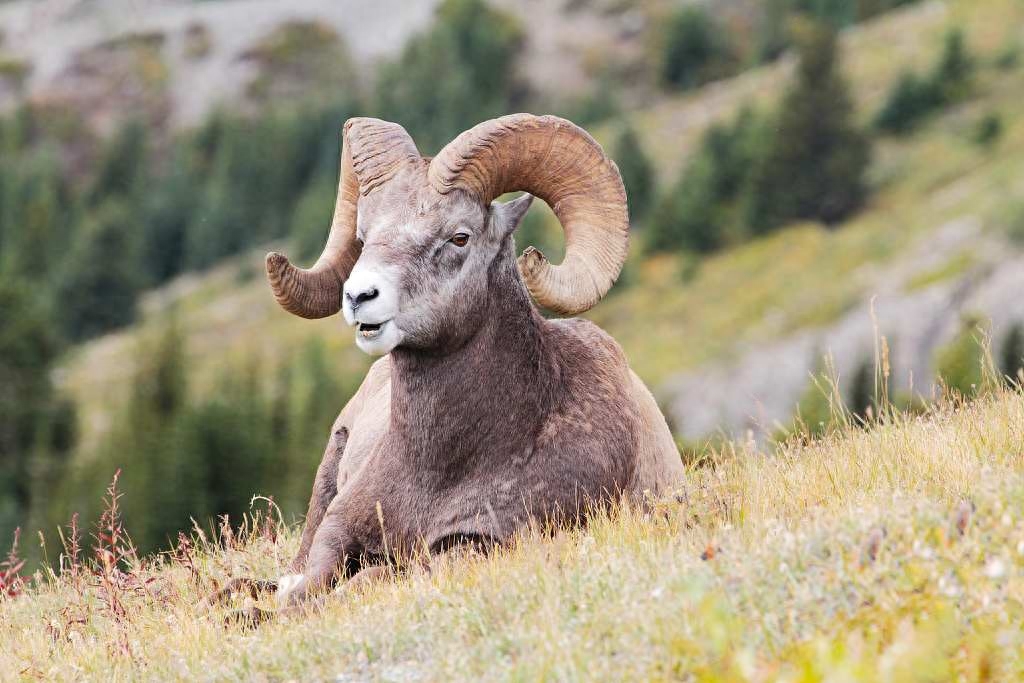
[[55, 201, 143, 341], [1002, 323, 1024, 380], [659, 7, 729, 90], [743, 24, 870, 233], [375, 0, 525, 152], [0, 277, 62, 542], [613, 125, 655, 223]]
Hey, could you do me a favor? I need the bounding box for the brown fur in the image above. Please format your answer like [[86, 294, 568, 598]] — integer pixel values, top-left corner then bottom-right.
[[211, 127, 684, 621], [275, 212, 684, 609]]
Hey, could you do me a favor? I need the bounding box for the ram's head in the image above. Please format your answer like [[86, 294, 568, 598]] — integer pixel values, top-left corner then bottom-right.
[[266, 114, 629, 355]]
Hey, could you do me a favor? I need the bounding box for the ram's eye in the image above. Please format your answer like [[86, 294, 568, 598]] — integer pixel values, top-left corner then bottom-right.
[[450, 233, 470, 247]]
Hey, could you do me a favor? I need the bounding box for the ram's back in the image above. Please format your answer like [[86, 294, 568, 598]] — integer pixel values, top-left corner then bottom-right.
[[546, 318, 685, 497]]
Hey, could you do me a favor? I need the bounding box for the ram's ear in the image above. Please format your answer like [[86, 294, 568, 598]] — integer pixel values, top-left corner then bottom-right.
[[490, 193, 534, 238]]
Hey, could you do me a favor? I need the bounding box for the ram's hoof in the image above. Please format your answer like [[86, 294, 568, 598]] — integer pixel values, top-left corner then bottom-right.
[[224, 606, 274, 629], [198, 577, 278, 612]]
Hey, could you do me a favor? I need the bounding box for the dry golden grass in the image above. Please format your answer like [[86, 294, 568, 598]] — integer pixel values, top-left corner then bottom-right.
[[2, 388, 1022, 681]]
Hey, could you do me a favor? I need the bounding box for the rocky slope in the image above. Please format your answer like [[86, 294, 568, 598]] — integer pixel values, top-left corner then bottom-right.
[[665, 219, 1024, 438], [0, 0, 648, 128]]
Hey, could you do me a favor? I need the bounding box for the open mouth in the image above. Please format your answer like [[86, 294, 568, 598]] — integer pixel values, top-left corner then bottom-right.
[[357, 320, 387, 340]]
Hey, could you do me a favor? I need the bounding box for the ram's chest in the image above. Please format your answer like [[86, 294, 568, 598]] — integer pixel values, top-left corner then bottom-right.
[[327, 349, 642, 555], [332, 420, 639, 558], [332, 432, 504, 552]]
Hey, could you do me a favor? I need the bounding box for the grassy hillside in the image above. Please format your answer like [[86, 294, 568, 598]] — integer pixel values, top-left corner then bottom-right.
[[3, 387, 1022, 680], [592, 0, 1024, 380], [612, 0, 991, 178], [60, 0, 1024, 450], [6, 2, 1023, 678]]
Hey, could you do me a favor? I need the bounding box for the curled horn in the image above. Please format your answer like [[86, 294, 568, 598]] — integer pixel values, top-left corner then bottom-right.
[[266, 118, 420, 319], [428, 114, 629, 315]]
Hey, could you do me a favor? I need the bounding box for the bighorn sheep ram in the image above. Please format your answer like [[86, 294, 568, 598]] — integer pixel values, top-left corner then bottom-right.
[[206, 114, 684, 620]]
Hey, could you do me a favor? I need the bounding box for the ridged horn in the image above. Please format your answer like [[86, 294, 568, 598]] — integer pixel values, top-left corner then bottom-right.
[[428, 113, 629, 315], [266, 118, 420, 318]]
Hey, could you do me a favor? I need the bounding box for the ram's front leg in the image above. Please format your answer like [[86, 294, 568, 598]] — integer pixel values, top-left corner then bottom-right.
[[277, 497, 361, 605], [201, 423, 347, 617], [228, 565, 385, 627], [276, 534, 493, 613], [289, 422, 348, 572], [230, 534, 495, 626], [198, 577, 278, 612], [224, 496, 365, 625]]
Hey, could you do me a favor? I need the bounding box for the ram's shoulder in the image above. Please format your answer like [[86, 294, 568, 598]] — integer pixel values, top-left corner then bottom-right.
[[546, 320, 633, 399], [548, 317, 628, 366], [338, 356, 392, 425], [364, 356, 392, 388]]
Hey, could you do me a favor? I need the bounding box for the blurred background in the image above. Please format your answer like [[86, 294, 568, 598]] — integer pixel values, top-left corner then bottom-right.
[[1, 0, 1022, 562]]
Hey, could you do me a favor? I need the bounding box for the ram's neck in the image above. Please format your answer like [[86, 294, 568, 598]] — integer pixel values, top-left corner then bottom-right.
[[388, 257, 558, 471]]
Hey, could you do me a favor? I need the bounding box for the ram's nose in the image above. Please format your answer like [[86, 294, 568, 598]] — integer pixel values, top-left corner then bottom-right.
[[342, 263, 398, 328], [345, 285, 379, 310]]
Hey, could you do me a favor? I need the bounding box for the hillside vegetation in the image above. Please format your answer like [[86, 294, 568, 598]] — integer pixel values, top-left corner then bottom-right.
[[5, 0, 1024, 570], [60, 0, 1024, 437], [2, 386, 1022, 680], [5, 3, 1024, 677]]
